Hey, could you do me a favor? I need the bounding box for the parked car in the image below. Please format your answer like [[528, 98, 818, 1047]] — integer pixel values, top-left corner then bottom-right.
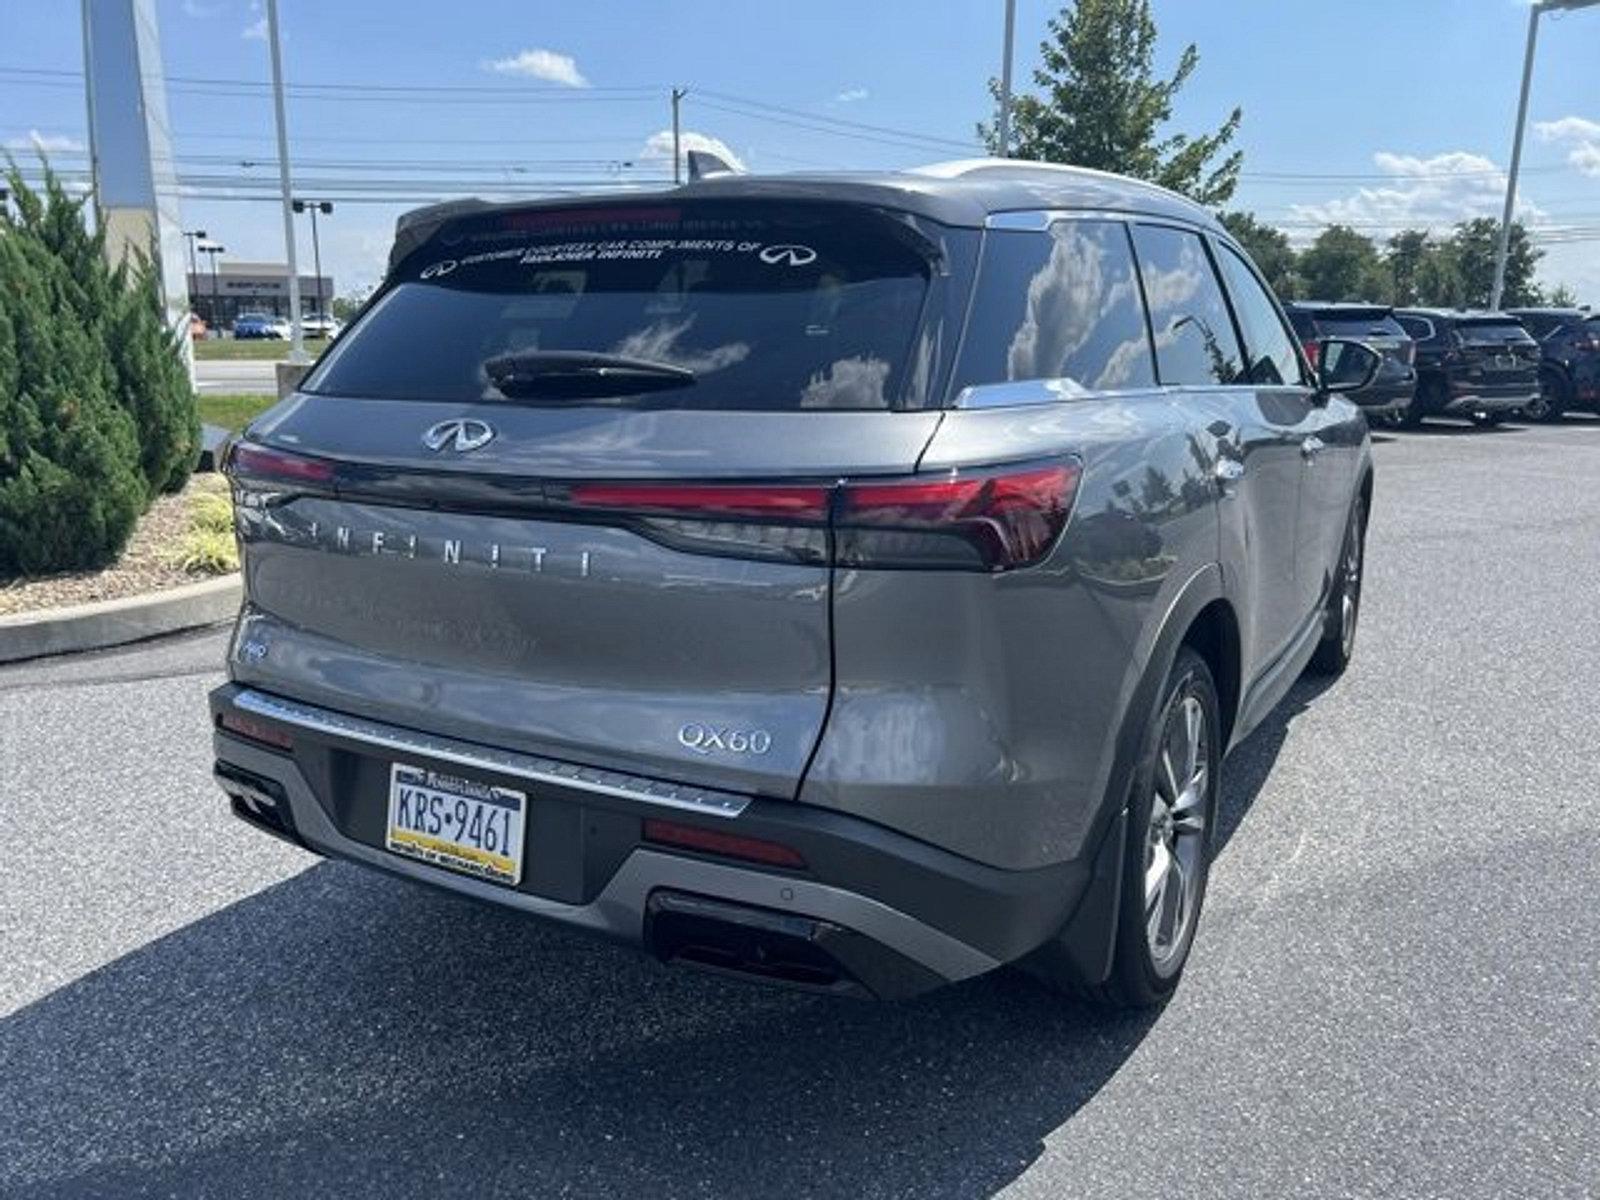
[[1284, 303, 1416, 422], [211, 161, 1378, 1008], [1505, 307, 1600, 421], [1392, 309, 1540, 427], [301, 312, 343, 340], [234, 311, 290, 340]]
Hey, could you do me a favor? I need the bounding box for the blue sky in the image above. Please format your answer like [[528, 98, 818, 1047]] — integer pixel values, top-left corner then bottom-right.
[[4, 0, 1599, 299]]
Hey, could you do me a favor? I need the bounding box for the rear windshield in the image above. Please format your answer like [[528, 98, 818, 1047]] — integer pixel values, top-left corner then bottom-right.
[[1455, 320, 1536, 345], [304, 203, 935, 410], [1317, 315, 1407, 340]]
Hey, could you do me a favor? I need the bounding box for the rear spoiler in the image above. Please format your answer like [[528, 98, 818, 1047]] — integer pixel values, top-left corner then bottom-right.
[[387, 198, 497, 277]]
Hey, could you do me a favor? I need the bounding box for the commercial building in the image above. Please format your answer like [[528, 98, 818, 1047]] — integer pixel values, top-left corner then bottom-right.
[[187, 261, 335, 327]]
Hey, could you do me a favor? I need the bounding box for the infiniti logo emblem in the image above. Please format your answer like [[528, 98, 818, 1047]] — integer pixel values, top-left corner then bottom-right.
[[758, 244, 818, 267], [422, 419, 496, 453]]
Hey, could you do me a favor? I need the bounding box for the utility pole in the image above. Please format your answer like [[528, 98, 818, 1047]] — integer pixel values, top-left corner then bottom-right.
[[265, 0, 306, 363], [293, 199, 333, 320], [671, 87, 686, 185], [1491, 0, 1600, 309], [997, 0, 1017, 157]]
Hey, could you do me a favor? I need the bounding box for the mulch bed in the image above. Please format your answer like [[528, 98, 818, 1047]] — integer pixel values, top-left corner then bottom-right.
[[0, 475, 232, 617]]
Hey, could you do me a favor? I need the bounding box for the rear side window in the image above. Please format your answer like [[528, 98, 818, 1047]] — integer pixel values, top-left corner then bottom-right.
[[1130, 225, 1245, 386], [952, 220, 1155, 393], [1397, 315, 1435, 341], [1216, 246, 1303, 386], [304, 203, 936, 410], [1317, 315, 1407, 340]]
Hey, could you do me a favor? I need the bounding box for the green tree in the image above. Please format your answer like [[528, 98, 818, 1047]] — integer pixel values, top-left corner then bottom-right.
[[1383, 230, 1436, 307], [1443, 218, 1543, 308], [1297, 225, 1387, 302], [982, 0, 1243, 205], [1545, 282, 1578, 307], [1219, 211, 1298, 299]]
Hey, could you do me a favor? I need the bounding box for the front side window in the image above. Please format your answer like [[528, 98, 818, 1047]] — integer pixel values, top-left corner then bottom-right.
[[1216, 245, 1304, 386], [1130, 224, 1245, 386], [952, 220, 1155, 394], [304, 203, 936, 410]]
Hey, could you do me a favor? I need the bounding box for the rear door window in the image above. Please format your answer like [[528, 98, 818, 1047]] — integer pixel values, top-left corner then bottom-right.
[[1216, 246, 1304, 386], [1129, 224, 1245, 386], [304, 203, 937, 410], [951, 219, 1155, 393], [1455, 320, 1537, 346]]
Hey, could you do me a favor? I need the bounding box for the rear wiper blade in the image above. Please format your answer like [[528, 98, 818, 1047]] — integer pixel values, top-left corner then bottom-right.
[[483, 350, 696, 399]]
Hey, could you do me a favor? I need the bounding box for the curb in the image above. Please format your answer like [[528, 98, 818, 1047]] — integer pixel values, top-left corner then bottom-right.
[[0, 574, 241, 665]]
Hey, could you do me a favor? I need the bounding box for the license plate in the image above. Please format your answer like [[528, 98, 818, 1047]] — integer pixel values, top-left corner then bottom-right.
[[386, 764, 525, 886]]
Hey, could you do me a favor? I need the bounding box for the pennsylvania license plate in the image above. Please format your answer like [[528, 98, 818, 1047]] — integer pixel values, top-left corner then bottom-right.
[[386, 764, 525, 886]]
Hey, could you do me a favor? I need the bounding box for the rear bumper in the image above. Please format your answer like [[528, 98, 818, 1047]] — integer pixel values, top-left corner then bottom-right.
[[209, 684, 1092, 998], [1443, 380, 1537, 414]]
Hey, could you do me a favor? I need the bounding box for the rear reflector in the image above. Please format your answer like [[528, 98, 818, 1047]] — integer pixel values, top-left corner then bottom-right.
[[643, 818, 807, 869], [569, 481, 832, 521], [217, 710, 295, 751], [226, 441, 337, 485]]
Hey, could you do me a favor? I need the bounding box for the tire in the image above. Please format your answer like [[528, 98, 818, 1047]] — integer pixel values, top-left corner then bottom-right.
[[1308, 495, 1366, 676], [1032, 647, 1222, 1008], [1524, 371, 1567, 423], [1402, 379, 1437, 429]]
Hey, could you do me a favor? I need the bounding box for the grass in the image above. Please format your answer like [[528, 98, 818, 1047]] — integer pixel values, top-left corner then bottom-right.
[[169, 474, 239, 574], [197, 392, 276, 433], [194, 337, 330, 361]]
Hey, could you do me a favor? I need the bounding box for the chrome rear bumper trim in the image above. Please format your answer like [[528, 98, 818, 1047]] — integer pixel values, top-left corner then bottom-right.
[[230, 688, 751, 818]]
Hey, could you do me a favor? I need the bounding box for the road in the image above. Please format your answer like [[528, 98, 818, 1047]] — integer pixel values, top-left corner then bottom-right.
[[195, 359, 277, 395], [2, 417, 1598, 1199]]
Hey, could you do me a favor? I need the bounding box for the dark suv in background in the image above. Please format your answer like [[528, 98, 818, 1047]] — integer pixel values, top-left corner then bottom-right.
[[1284, 303, 1416, 422], [1393, 309, 1540, 427], [1506, 307, 1600, 421]]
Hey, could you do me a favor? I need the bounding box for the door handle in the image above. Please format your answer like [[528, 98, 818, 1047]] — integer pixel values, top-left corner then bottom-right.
[[1301, 435, 1325, 460]]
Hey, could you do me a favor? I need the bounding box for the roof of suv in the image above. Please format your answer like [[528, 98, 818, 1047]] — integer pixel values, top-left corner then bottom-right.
[[1284, 302, 1396, 317], [388, 160, 1221, 272], [1394, 308, 1523, 322]]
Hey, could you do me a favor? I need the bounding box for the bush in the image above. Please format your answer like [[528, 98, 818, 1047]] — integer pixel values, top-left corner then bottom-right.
[[0, 164, 197, 576]]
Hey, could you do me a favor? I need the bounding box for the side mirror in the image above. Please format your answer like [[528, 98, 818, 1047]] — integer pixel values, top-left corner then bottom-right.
[[1316, 338, 1381, 396]]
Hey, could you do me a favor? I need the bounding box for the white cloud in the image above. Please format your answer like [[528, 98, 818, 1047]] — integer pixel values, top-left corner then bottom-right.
[[640, 129, 746, 174], [4, 130, 85, 153], [834, 87, 869, 104], [1536, 115, 1600, 178], [484, 48, 588, 88], [1286, 151, 1539, 241], [242, 16, 267, 40]]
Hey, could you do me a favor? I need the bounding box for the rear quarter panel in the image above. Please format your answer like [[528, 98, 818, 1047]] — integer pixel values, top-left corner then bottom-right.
[[798, 390, 1224, 870]]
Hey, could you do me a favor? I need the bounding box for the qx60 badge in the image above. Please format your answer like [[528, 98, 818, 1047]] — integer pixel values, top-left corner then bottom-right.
[[422, 419, 495, 453]]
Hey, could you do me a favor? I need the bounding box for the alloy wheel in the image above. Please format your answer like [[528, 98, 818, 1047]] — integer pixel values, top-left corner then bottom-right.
[[1340, 517, 1363, 658], [1145, 690, 1210, 974]]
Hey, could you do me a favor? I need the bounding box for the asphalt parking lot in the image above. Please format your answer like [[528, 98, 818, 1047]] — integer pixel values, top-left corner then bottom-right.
[[2, 415, 1597, 1199]]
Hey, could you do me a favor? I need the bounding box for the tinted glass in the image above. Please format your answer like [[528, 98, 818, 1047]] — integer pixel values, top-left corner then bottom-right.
[[1514, 313, 1561, 338], [1130, 225, 1245, 386], [305, 204, 934, 410], [1217, 246, 1303, 386], [1396, 315, 1435, 341], [1455, 320, 1537, 346], [1320, 315, 1408, 340], [952, 221, 1155, 393]]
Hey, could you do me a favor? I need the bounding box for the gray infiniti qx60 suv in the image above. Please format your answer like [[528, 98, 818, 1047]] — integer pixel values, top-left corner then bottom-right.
[[211, 160, 1378, 1007]]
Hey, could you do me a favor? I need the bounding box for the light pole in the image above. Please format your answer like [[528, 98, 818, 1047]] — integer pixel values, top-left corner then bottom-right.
[[181, 228, 207, 310], [198, 243, 226, 329], [264, 0, 307, 363], [292, 199, 332, 322], [997, 0, 1017, 157], [1491, 0, 1600, 309]]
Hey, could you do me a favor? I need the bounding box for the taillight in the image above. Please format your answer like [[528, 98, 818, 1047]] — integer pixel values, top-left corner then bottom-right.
[[837, 462, 1079, 571], [1302, 339, 1320, 369], [564, 460, 1081, 572], [1401, 340, 1416, 364], [216, 710, 295, 751], [225, 440, 337, 486]]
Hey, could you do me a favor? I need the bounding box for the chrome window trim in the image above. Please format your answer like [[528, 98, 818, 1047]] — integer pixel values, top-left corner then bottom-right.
[[230, 688, 751, 818], [985, 208, 1179, 232]]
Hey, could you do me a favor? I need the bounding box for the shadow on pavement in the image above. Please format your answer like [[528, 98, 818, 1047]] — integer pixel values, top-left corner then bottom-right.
[[0, 681, 1324, 1199]]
